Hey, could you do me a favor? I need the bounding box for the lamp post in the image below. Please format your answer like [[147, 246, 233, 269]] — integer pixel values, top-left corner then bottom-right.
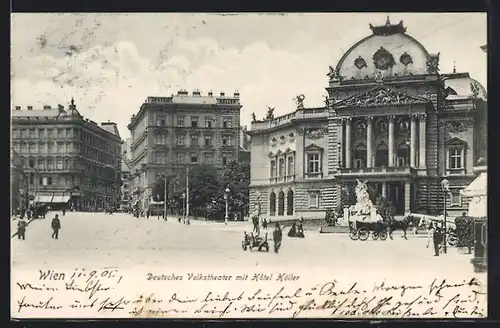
[[160, 173, 168, 221], [182, 192, 186, 222], [441, 178, 450, 254], [224, 187, 230, 225]]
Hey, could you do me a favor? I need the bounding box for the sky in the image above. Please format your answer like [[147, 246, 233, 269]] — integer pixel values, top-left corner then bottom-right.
[[10, 13, 487, 139]]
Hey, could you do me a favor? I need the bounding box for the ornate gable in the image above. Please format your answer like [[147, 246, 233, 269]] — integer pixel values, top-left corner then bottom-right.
[[335, 87, 430, 109], [304, 143, 324, 152]]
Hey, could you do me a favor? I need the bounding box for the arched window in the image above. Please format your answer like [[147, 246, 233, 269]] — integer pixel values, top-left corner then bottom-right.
[[376, 142, 388, 167], [269, 191, 276, 216], [278, 190, 285, 216], [354, 144, 367, 169], [287, 189, 294, 215], [397, 142, 410, 167]]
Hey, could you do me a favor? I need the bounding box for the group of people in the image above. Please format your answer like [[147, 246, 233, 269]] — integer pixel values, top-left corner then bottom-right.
[[15, 212, 62, 241], [250, 216, 307, 254]]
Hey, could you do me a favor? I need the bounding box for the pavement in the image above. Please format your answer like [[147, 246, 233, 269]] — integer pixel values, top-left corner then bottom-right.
[[10, 211, 480, 279]]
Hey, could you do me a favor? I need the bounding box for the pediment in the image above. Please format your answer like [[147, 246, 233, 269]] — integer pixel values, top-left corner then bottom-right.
[[445, 137, 468, 146], [305, 143, 323, 151], [335, 87, 430, 109]]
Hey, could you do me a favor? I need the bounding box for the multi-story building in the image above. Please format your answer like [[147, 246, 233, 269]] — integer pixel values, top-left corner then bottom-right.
[[249, 19, 487, 221], [127, 89, 242, 211], [120, 158, 132, 209], [122, 137, 133, 162], [11, 99, 123, 211], [10, 148, 28, 213], [239, 126, 251, 164]]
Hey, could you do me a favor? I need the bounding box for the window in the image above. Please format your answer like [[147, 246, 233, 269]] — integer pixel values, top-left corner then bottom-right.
[[355, 158, 364, 169], [29, 143, 36, 153], [156, 134, 166, 145], [450, 190, 462, 207], [190, 135, 199, 146], [307, 153, 320, 173], [205, 117, 213, 128], [39, 129, 45, 138], [20, 129, 27, 138], [57, 143, 64, 154], [222, 155, 228, 166], [287, 190, 294, 215], [287, 156, 294, 176], [177, 116, 185, 127], [65, 143, 72, 153], [269, 192, 276, 216], [204, 135, 212, 146], [56, 159, 63, 170], [12, 129, 18, 138], [176, 153, 184, 163], [278, 158, 285, 177], [29, 129, 36, 138], [155, 152, 166, 164], [222, 135, 232, 146], [222, 118, 232, 128], [270, 160, 276, 178], [190, 153, 198, 163], [47, 177, 53, 185], [308, 191, 319, 208], [38, 143, 45, 153], [191, 116, 198, 128], [37, 159, 44, 170], [20, 143, 27, 153], [278, 190, 285, 216], [176, 135, 185, 146], [65, 159, 70, 170], [58, 129, 65, 138], [204, 153, 213, 164], [66, 128, 72, 137], [448, 148, 464, 169], [47, 159, 53, 170], [156, 115, 166, 126]]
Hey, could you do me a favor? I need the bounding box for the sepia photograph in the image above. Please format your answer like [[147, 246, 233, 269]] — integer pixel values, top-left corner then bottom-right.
[[10, 12, 488, 319]]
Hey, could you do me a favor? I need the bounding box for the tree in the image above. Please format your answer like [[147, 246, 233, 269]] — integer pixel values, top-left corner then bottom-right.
[[455, 215, 474, 252], [335, 184, 356, 217], [375, 196, 396, 221], [218, 160, 250, 219]]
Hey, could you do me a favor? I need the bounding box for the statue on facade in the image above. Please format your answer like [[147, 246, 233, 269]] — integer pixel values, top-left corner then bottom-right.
[[323, 94, 331, 108], [426, 53, 440, 74], [294, 94, 305, 109], [265, 106, 275, 120], [327, 66, 342, 82], [251, 112, 257, 122], [352, 179, 375, 216]]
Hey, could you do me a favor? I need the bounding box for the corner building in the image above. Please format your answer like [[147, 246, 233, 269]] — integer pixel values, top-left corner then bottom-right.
[[249, 19, 487, 220], [127, 90, 242, 212], [11, 100, 122, 211]]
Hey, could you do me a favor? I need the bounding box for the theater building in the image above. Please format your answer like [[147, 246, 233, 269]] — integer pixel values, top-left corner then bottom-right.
[[249, 19, 487, 220]]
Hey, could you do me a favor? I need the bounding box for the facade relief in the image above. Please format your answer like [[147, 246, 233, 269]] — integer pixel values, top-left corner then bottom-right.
[[297, 127, 329, 140], [439, 120, 474, 141], [336, 87, 429, 109]]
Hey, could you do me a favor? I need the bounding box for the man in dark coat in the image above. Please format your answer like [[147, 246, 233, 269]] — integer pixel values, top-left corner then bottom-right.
[[51, 214, 61, 239], [17, 219, 27, 240], [433, 223, 443, 256], [273, 223, 282, 253]]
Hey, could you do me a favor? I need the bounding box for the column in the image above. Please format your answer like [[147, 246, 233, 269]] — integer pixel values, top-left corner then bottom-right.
[[382, 182, 387, 198], [388, 116, 395, 167], [419, 114, 427, 168], [404, 182, 411, 214], [366, 116, 373, 168], [345, 118, 352, 169], [410, 115, 417, 167]]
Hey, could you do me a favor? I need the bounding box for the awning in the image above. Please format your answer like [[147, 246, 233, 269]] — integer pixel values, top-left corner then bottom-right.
[[35, 195, 53, 203], [460, 172, 487, 197], [51, 195, 71, 203]]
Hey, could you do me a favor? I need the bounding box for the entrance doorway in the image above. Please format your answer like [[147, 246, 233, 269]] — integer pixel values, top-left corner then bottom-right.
[[388, 182, 405, 215]]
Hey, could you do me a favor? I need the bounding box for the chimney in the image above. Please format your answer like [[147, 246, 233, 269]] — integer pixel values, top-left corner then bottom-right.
[[177, 89, 188, 96], [43, 105, 51, 110], [234, 90, 240, 98], [27, 106, 33, 110], [15, 106, 21, 110], [192, 89, 201, 96], [208, 91, 213, 97], [220, 91, 225, 97]]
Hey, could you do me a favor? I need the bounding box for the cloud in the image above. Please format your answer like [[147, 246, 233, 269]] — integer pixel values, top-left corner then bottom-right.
[[11, 36, 331, 138]]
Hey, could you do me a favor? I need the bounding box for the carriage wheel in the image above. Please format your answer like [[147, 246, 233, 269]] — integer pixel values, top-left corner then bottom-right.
[[358, 228, 369, 241], [371, 232, 379, 240], [349, 230, 358, 240], [379, 232, 388, 240]]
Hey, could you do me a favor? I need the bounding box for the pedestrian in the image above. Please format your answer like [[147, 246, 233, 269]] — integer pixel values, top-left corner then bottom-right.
[[262, 218, 268, 230], [146, 208, 150, 219], [51, 214, 61, 239], [17, 219, 27, 240], [288, 222, 297, 237], [296, 220, 305, 238], [432, 223, 443, 256], [252, 215, 259, 234], [273, 223, 282, 253], [426, 221, 434, 248]]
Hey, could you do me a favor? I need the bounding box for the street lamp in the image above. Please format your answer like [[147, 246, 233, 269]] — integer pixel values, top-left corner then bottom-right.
[[224, 187, 230, 225], [182, 192, 186, 222], [441, 178, 450, 254]]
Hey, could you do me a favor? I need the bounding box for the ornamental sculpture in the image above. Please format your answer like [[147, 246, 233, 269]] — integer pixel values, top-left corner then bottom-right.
[[298, 127, 328, 140], [354, 56, 367, 70], [439, 120, 474, 133], [426, 53, 440, 74], [470, 82, 481, 99], [294, 94, 305, 109], [265, 106, 275, 120], [327, 65, 342, 82], [337, 87, 428, 109], [400, 52, 413, 66], [373, 47, 395, 70], [251, 112, 257, 123]]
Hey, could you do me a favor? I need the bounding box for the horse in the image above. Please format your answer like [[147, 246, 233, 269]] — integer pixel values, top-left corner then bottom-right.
[[386, 215, 421, 240]]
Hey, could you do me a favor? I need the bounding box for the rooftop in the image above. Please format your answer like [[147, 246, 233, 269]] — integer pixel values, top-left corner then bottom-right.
[[143, 89, 241, 106]]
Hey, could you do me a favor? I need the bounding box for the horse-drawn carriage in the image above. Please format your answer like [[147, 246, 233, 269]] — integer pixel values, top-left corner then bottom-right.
[[242, 231, 270, 252], [349, 220, 389, 241]]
